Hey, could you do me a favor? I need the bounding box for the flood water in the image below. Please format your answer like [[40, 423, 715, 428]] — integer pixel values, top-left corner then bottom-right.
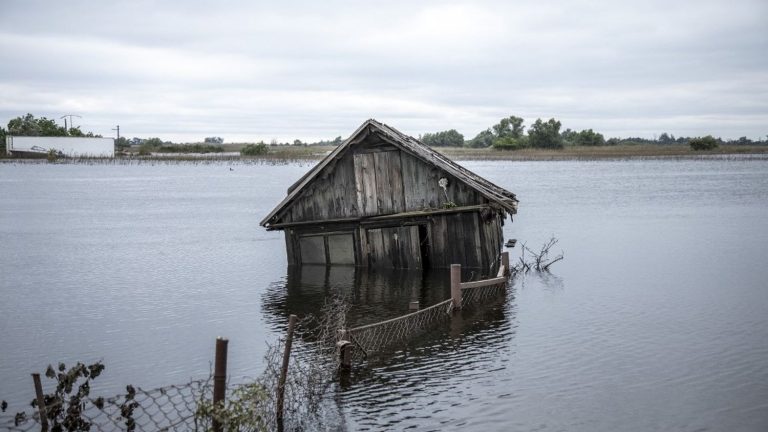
[[1, 157, 767, 431]]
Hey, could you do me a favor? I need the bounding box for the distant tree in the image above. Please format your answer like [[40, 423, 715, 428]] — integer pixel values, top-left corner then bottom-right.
[[67, 126, 101, 137], [241, 142, 268, 156], [658, 132, 676, 144], [204, 137, 224, 144], [689, 135, 718, 151], [731, 136, 752, 145], [560, 128, 578, 146], [469, 116, 527, 150], [293, 139, 304, 146], [492, 116, 525, 140], [574, 129, 605, 146], [527, 118, 563, 149], [0, 126, 6, 155], [467, 129, 495, 148], [6, 113, 102, 137], [420, 129, 465, 147], [115, 137, 130, 150]]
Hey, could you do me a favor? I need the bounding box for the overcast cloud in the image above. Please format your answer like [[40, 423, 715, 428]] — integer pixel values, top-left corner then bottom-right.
[[1, 0, 766, 142]]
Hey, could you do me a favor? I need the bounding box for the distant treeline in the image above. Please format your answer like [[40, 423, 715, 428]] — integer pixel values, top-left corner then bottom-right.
[[3, 113, 766, 157], [420, 116, 768, 151]]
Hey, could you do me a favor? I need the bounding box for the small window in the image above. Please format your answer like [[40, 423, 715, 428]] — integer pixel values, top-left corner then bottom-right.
[[299, 235, 326, 264], [327, 234, 355, 265], [298, 232, 355, 265]]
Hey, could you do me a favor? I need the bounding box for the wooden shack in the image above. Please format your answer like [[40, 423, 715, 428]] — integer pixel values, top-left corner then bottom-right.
[[260, 119, 518, 270]]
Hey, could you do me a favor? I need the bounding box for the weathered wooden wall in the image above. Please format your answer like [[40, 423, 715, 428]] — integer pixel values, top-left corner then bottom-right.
[[285, 210, 504, 270], [276, 140, 488, 224], [278, 136, 506, 270]]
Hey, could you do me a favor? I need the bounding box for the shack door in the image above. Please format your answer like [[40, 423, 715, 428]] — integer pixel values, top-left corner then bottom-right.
[[365, 225, 421, 269]]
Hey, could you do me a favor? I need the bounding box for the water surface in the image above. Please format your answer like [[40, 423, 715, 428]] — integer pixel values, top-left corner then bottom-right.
[[1, 157, 767, 431]]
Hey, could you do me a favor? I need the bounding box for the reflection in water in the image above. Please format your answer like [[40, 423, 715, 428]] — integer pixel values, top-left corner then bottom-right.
[[261, 265, 517, 430], [262, 265, 499, 330]]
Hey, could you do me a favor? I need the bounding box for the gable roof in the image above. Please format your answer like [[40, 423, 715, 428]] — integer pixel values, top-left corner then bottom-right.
[[260, 119, 518, 227]]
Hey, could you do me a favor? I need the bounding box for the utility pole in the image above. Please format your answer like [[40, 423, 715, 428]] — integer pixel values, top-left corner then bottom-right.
[[112, 125, 120, 142], [60, 114, 81, 134]]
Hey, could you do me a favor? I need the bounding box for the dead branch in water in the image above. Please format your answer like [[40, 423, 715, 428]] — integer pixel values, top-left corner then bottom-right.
[[511, 236, 564, 273]]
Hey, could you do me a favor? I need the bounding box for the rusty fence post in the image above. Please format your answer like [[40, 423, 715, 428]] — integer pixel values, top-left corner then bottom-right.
[[450, 264, 462, 310], [31, 373, 49, 431], [212, 337, 228, 432], [501, 251, 510, 276], [276, 314, 298, 428]]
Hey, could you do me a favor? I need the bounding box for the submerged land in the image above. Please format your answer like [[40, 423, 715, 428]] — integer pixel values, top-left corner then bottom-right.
[[163, 143, 768, 161]]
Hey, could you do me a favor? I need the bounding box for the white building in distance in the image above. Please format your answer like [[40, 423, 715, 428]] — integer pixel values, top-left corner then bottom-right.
[[6, 136, 115, 158]]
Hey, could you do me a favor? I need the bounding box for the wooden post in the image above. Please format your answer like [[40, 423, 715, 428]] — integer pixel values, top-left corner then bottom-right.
[[450, 264, 462, 310], [276, 314, 298, 428], [336, 340, 352, 370], [501, 251, 510, 276], [31, 373, 49, 431], [409, 301, 420, 311], [212, 337, 228, 432]]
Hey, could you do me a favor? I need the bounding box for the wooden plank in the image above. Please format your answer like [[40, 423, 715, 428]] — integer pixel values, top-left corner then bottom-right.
[[360, 153, 378, 215], [353, 153, 366, 215], [374, 151, 394, 213], [460, 276, 506, 289], [389, 151, 406, 213], [408, 225, 422, 269], [401, 151, 427, 211], [367, 228, 382, 267], [471, 213, 483, 268]]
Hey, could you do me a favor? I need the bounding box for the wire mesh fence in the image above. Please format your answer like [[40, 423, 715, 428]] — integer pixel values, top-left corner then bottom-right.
[[342, 257, 511, 363], [1, 379, 212, 432], [345, 298, 455, 361], [460, 279, 508, 309], [0, 310, 344, 432]]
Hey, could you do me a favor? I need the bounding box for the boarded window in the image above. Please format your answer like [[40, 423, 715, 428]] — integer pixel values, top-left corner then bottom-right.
[[327, 234, 355, 265], [298, 232, 355, 265], [299, 235, 326, 264]]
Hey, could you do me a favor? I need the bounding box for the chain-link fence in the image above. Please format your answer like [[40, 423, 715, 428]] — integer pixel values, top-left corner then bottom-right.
[[1, 379, 212, 432], [340, 255, 511, 364], [0, 307, 346, 432], [345, 298, 455, 360]]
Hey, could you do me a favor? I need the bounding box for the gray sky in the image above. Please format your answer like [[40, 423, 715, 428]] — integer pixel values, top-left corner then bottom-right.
[[1, 0, 766, 142]]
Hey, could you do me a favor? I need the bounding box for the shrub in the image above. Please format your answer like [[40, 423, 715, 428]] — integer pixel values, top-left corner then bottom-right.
[[492, 136, 529, 151], [689, 135, 719, 151], [241, 143, 269, 156]]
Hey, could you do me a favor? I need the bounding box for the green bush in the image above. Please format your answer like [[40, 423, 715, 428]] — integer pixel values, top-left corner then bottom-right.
[[241, 143, 269, 156], [689, 136, 719, 151], [492, 136, 529, 151]]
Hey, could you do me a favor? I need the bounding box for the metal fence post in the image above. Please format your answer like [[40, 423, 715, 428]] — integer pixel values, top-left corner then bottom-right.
[[212, 337, 228, 432], [276, 314, 298, 428], [31, 373, 49, 431], [450, 264, 462, 310]]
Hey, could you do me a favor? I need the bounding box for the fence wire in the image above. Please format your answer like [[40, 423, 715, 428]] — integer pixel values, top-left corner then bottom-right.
[[345, 298, 454, 360], [344, 273, 509, 362], [2, 379, 211, 432], [460, 280, 508, 309]]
